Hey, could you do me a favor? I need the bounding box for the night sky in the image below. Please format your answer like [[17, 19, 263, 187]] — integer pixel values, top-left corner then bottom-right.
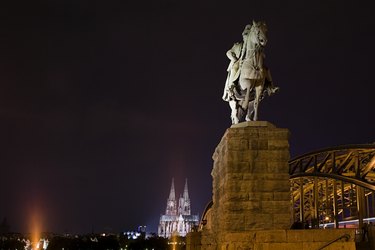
[[1, 1, 375, 234]]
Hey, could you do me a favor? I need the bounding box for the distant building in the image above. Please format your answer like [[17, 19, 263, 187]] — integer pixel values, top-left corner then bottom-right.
[[158, 178, 199, 238], [123, 226, 147, 239]]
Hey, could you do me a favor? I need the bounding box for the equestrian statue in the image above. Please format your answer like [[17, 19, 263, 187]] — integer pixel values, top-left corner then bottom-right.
[[222, 21, 279, 124]]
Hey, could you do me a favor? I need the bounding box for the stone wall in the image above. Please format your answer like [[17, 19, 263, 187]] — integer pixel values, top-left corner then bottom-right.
[[187, 229, 356, 250]]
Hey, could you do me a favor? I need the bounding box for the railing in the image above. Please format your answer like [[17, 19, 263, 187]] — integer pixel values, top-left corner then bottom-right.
[[317, 233, 350, 250]]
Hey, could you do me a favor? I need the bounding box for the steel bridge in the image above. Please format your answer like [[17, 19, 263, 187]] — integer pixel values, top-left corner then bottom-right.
[[290, 144, 375, 229]]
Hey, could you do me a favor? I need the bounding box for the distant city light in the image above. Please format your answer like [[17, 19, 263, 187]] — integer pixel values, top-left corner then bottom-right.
[[320, 217, 375, 228], [30, 210, 41, 250], [123, 231, 142, 240]]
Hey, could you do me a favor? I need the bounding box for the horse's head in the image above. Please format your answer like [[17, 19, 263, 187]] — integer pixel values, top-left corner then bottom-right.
[[249, 21, 268, 47]]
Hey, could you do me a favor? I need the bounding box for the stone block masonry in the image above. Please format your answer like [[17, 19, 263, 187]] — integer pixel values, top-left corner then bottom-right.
[[211, 121, 291, 234]]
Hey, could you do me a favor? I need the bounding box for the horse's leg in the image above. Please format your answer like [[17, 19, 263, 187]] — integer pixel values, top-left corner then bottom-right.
[[253, 87, 260, 121], [242, 78, 255, 121], [253, 85, 263, 121], [229, 100, 239, 124], [240, 78, 252, 110], [245, 100, 254, 121]]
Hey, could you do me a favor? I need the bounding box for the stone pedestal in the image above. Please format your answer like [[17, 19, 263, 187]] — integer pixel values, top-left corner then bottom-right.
[[211, 121, 291, 235], [186, 122, 356, 250]]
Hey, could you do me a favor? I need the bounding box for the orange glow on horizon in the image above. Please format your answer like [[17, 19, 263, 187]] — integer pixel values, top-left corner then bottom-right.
[[29, 208, 42, 249]]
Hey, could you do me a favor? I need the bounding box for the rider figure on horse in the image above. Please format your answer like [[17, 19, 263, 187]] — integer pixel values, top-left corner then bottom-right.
[[223, 21, 279, 124]]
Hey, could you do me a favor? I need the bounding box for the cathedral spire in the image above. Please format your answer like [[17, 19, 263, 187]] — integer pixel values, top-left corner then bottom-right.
[[169, 178, 176, 200], [183, 178, 189, 200], [166, 178, 177, 215], [182, 178, 191, 215]]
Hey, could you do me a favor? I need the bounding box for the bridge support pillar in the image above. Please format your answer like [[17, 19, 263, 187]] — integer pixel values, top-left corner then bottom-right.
[[332, 180, 339, 228], [357, 185, 366, 229], [313, 177, 319, 225]]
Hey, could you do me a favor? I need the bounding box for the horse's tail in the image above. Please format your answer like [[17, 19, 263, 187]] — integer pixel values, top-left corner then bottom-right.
[[233, 88, 246, 100]]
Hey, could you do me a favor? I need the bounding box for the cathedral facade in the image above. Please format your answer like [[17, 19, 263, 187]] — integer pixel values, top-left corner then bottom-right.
[[158, 179, 199, 238]]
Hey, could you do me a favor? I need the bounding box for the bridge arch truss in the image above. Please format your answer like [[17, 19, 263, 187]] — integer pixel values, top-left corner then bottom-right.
[[289, 144, 375, 228]]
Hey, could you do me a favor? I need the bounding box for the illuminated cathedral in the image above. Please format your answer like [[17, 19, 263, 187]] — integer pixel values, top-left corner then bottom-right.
[[158, 178, 199, 238]]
